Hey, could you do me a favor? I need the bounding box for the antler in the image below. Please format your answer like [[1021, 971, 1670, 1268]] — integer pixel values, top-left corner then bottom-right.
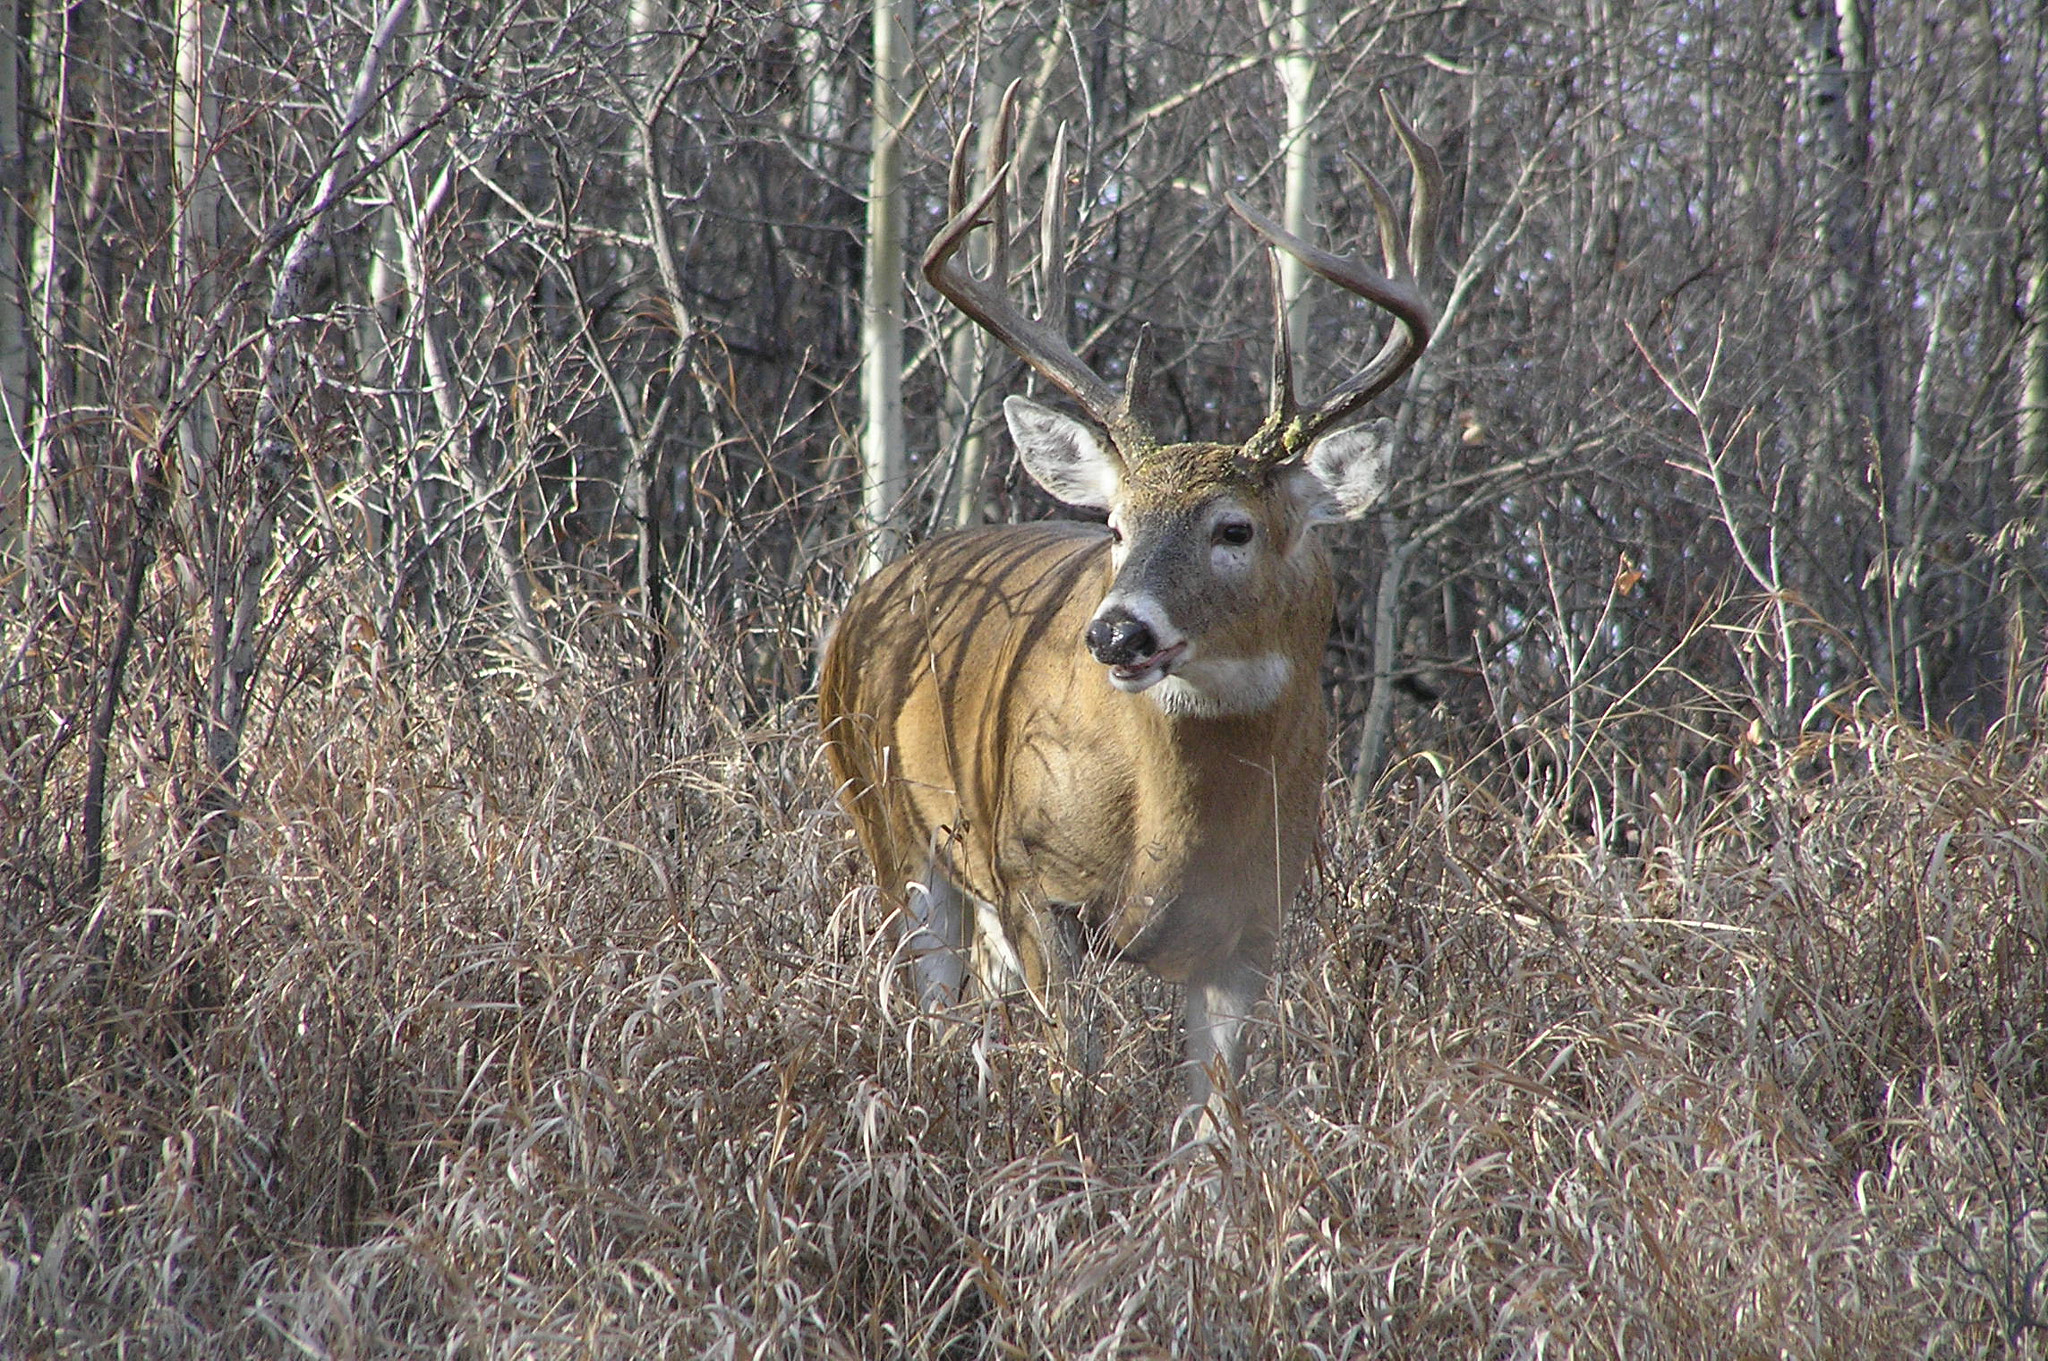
[[1228, 92, 1442, 467], [922, 82, 1155, 458]]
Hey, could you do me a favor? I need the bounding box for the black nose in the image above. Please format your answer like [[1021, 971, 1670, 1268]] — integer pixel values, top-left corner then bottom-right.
[[1085, 610, 1158, 666]]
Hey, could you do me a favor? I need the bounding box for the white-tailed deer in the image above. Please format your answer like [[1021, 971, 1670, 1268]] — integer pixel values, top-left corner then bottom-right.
[[820, 89, 1439, 1116]]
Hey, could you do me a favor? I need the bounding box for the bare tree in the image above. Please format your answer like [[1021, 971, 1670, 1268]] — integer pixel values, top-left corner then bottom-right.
[[0, 0, 25, 573], [860, 0, 911, 575], [5, 0, 2043, 898]]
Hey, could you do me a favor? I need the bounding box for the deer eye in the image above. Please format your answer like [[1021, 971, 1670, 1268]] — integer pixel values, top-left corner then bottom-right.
[[1108, 522, 1124, 545], [1214, 521, 1254, 547]]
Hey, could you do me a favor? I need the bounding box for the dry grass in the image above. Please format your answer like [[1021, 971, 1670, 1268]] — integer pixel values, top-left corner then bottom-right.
[[3, 608, 2045, 1358]]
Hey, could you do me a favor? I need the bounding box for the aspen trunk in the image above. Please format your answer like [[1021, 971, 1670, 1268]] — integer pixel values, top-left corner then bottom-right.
[[860, 0, 910, 576]]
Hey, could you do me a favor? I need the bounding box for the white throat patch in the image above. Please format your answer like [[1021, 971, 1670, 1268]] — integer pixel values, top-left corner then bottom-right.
[[1146, 652, 1293, 717]]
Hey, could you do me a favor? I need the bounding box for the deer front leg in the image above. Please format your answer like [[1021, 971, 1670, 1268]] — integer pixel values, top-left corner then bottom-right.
[[1183, 950, 1269, 1118], [902, 862, 969, 1007], [1011, 905, 1100, 1135], [1046, 909, 1100, 1079]]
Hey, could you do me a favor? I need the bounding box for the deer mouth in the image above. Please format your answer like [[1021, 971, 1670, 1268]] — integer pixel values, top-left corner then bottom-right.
[[1108, 641, 1187, 690]]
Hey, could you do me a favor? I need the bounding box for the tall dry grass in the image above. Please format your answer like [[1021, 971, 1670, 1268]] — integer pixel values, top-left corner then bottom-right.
[[3, 593, 2045, 1358]]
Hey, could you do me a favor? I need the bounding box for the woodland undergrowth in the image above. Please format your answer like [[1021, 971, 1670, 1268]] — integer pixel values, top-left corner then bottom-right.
[[3, 596, 2045, 1360]]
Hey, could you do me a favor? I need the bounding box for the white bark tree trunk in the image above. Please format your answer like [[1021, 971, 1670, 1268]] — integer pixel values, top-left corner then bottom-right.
[[860, 0, 910, 576], [0, 0, 26, 577], [1264, 0, 1316, 363], [2022, 169, 2048, 500]]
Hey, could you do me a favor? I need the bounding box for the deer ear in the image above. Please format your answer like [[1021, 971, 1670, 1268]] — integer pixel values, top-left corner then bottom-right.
[[1286, 419, 1397, 524], [1005, 396, 1123, 510]]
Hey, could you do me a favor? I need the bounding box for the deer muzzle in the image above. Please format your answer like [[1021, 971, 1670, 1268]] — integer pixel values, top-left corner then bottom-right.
[[1086, 607, 1186, 689]]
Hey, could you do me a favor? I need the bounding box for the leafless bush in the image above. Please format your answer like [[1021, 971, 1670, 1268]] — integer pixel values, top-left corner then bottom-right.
[[4, 574, 2045, 1357]]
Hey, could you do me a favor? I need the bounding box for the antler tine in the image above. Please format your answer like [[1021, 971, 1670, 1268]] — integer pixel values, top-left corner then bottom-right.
[[946, 113, 973, 226], [1382, 90, 1443, 283], [1037, 123, 1068, 328], [921, 82, 1122, 432], [1226, 95, 1442, 464], [1236, 246, 1299, 468], [1265, 247, 1296, 421]]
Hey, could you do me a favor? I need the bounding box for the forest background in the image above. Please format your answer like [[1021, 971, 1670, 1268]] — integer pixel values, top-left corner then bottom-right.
[[2, 0, 2046, 1356]]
